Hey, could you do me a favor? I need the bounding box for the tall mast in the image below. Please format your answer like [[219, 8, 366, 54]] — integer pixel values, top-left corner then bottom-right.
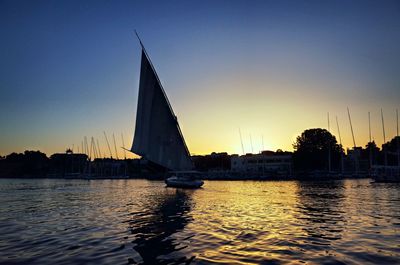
[[262, 135, 264, 152], [347, 107, 358, 175], [368, 111, 372, 170], [96, 138, 104, 177], [336, 116, 344, 173], [381, 108, 386, 144], [397, 108, 399, 137], [397, 109, 399, 168], [327, 112, 331, 172], [239, 128, 245, 155], [91, 137, 98, 159], [88, 138, 92, 176], [121, 133, 127, 159], [103, 131, 113, 158], [96, 139, 102, 158], [92, 137, 100, 176], [113, 133, 119, 160], [335, 116, 342, 146], [90, 137, 94, 159], [347, 107, 356, 148], [327, 112, 330, 131], [381, 108, 387, 170], [89, 137, 94, 160], [368, 112, 372, 143], [84, 136, 89, 158]]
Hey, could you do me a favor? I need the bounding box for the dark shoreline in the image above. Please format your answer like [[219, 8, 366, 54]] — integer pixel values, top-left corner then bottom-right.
[[0, 175, 372, 181]]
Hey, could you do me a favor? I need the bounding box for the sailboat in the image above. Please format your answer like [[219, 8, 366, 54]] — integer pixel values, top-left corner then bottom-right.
[[130, 33, 204, 188]]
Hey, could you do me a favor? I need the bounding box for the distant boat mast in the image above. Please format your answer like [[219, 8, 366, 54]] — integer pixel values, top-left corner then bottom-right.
[[347, 107, 356, 148], [381, 108, 386, 144], [336, 116, 344, 173], [112, 133, 119, 160], [239, 128, 245, 155], [368, 111, 372, 143], [96, 139, 102, 158], [397, 109, 399, 168], [347, 107, 358, 175], [335, 116, 342, 146], [397, 108, 399, 138], [121, 133, 127, 159], [103, 131, 113, 158], [262, 135, 264, 152], [368, 111, 372, 170], [381, 108, 387, 169], [327, 112, 331, 172]]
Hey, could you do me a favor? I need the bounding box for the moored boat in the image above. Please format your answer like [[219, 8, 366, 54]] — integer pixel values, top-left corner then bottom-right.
[[165, 171, 204, 188]]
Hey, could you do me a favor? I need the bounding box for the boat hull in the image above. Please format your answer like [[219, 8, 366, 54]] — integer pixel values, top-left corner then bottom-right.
[[165, 176, 204, 188]]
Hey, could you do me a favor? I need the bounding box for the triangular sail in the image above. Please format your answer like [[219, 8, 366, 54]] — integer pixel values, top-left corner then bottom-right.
[[131, 49, 193, 171]]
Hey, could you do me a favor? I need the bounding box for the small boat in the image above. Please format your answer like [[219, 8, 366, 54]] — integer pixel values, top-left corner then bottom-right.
[[129, 32, 204, 188], [165, 171, 204, 188]]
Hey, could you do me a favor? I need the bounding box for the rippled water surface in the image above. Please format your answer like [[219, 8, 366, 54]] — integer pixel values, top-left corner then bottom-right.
[[0, 178, 399, 264]]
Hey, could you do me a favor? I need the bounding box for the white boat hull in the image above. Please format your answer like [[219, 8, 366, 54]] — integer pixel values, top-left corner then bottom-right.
[[165, 176, 204, 188]]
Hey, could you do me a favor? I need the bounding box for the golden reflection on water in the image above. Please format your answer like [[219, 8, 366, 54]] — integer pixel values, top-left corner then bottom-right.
[[189, 181, 302, 264], [180, 180, 399, 264], [93, 179, 400, 264], [1, 179, 398, 265]]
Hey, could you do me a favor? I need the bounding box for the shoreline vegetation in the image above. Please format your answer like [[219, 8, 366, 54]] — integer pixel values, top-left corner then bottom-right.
[[1, 128, 399, 181]]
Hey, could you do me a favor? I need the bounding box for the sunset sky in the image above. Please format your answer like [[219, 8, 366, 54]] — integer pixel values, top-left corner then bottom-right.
[[1, 0, 400, 158]]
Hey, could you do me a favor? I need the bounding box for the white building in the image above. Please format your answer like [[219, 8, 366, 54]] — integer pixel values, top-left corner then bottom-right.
[[231, 151, 292, 176]]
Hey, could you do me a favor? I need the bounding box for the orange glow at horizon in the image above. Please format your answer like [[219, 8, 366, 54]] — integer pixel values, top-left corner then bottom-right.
[[1, 76, 398, 158]]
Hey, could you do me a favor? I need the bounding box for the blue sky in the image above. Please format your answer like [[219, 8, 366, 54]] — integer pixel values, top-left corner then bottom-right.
[[1, 0, 399, 156]]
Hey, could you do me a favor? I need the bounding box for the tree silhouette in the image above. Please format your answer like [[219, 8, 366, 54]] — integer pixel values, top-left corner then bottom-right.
[[0, 150, 49, 177], [382, 136, 400, 166], [293, 128, 343, 172]]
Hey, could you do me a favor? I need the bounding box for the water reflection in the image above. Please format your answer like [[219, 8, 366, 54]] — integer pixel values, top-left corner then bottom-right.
[[127, 188, 195, 264], [0, 179, 399, 265], [296, 181, 346, 241], [295, 181, 347, 263]]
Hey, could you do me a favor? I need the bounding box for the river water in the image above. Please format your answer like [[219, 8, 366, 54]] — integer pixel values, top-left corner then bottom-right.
[[0, 178, 399, 265]]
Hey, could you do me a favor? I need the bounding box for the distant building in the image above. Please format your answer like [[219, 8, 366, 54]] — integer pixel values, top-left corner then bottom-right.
[[192, 152, 231, 172], [231, 150, 293, 177], [344, 147, 369, 174], [49, 149, 88, 177]]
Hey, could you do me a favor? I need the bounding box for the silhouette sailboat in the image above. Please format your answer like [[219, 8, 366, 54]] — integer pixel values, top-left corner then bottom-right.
[[130, 33, 204, 188]]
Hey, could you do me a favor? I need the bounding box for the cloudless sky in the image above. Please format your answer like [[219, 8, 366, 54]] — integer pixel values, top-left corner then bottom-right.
[[1, 0, 400, 157]]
